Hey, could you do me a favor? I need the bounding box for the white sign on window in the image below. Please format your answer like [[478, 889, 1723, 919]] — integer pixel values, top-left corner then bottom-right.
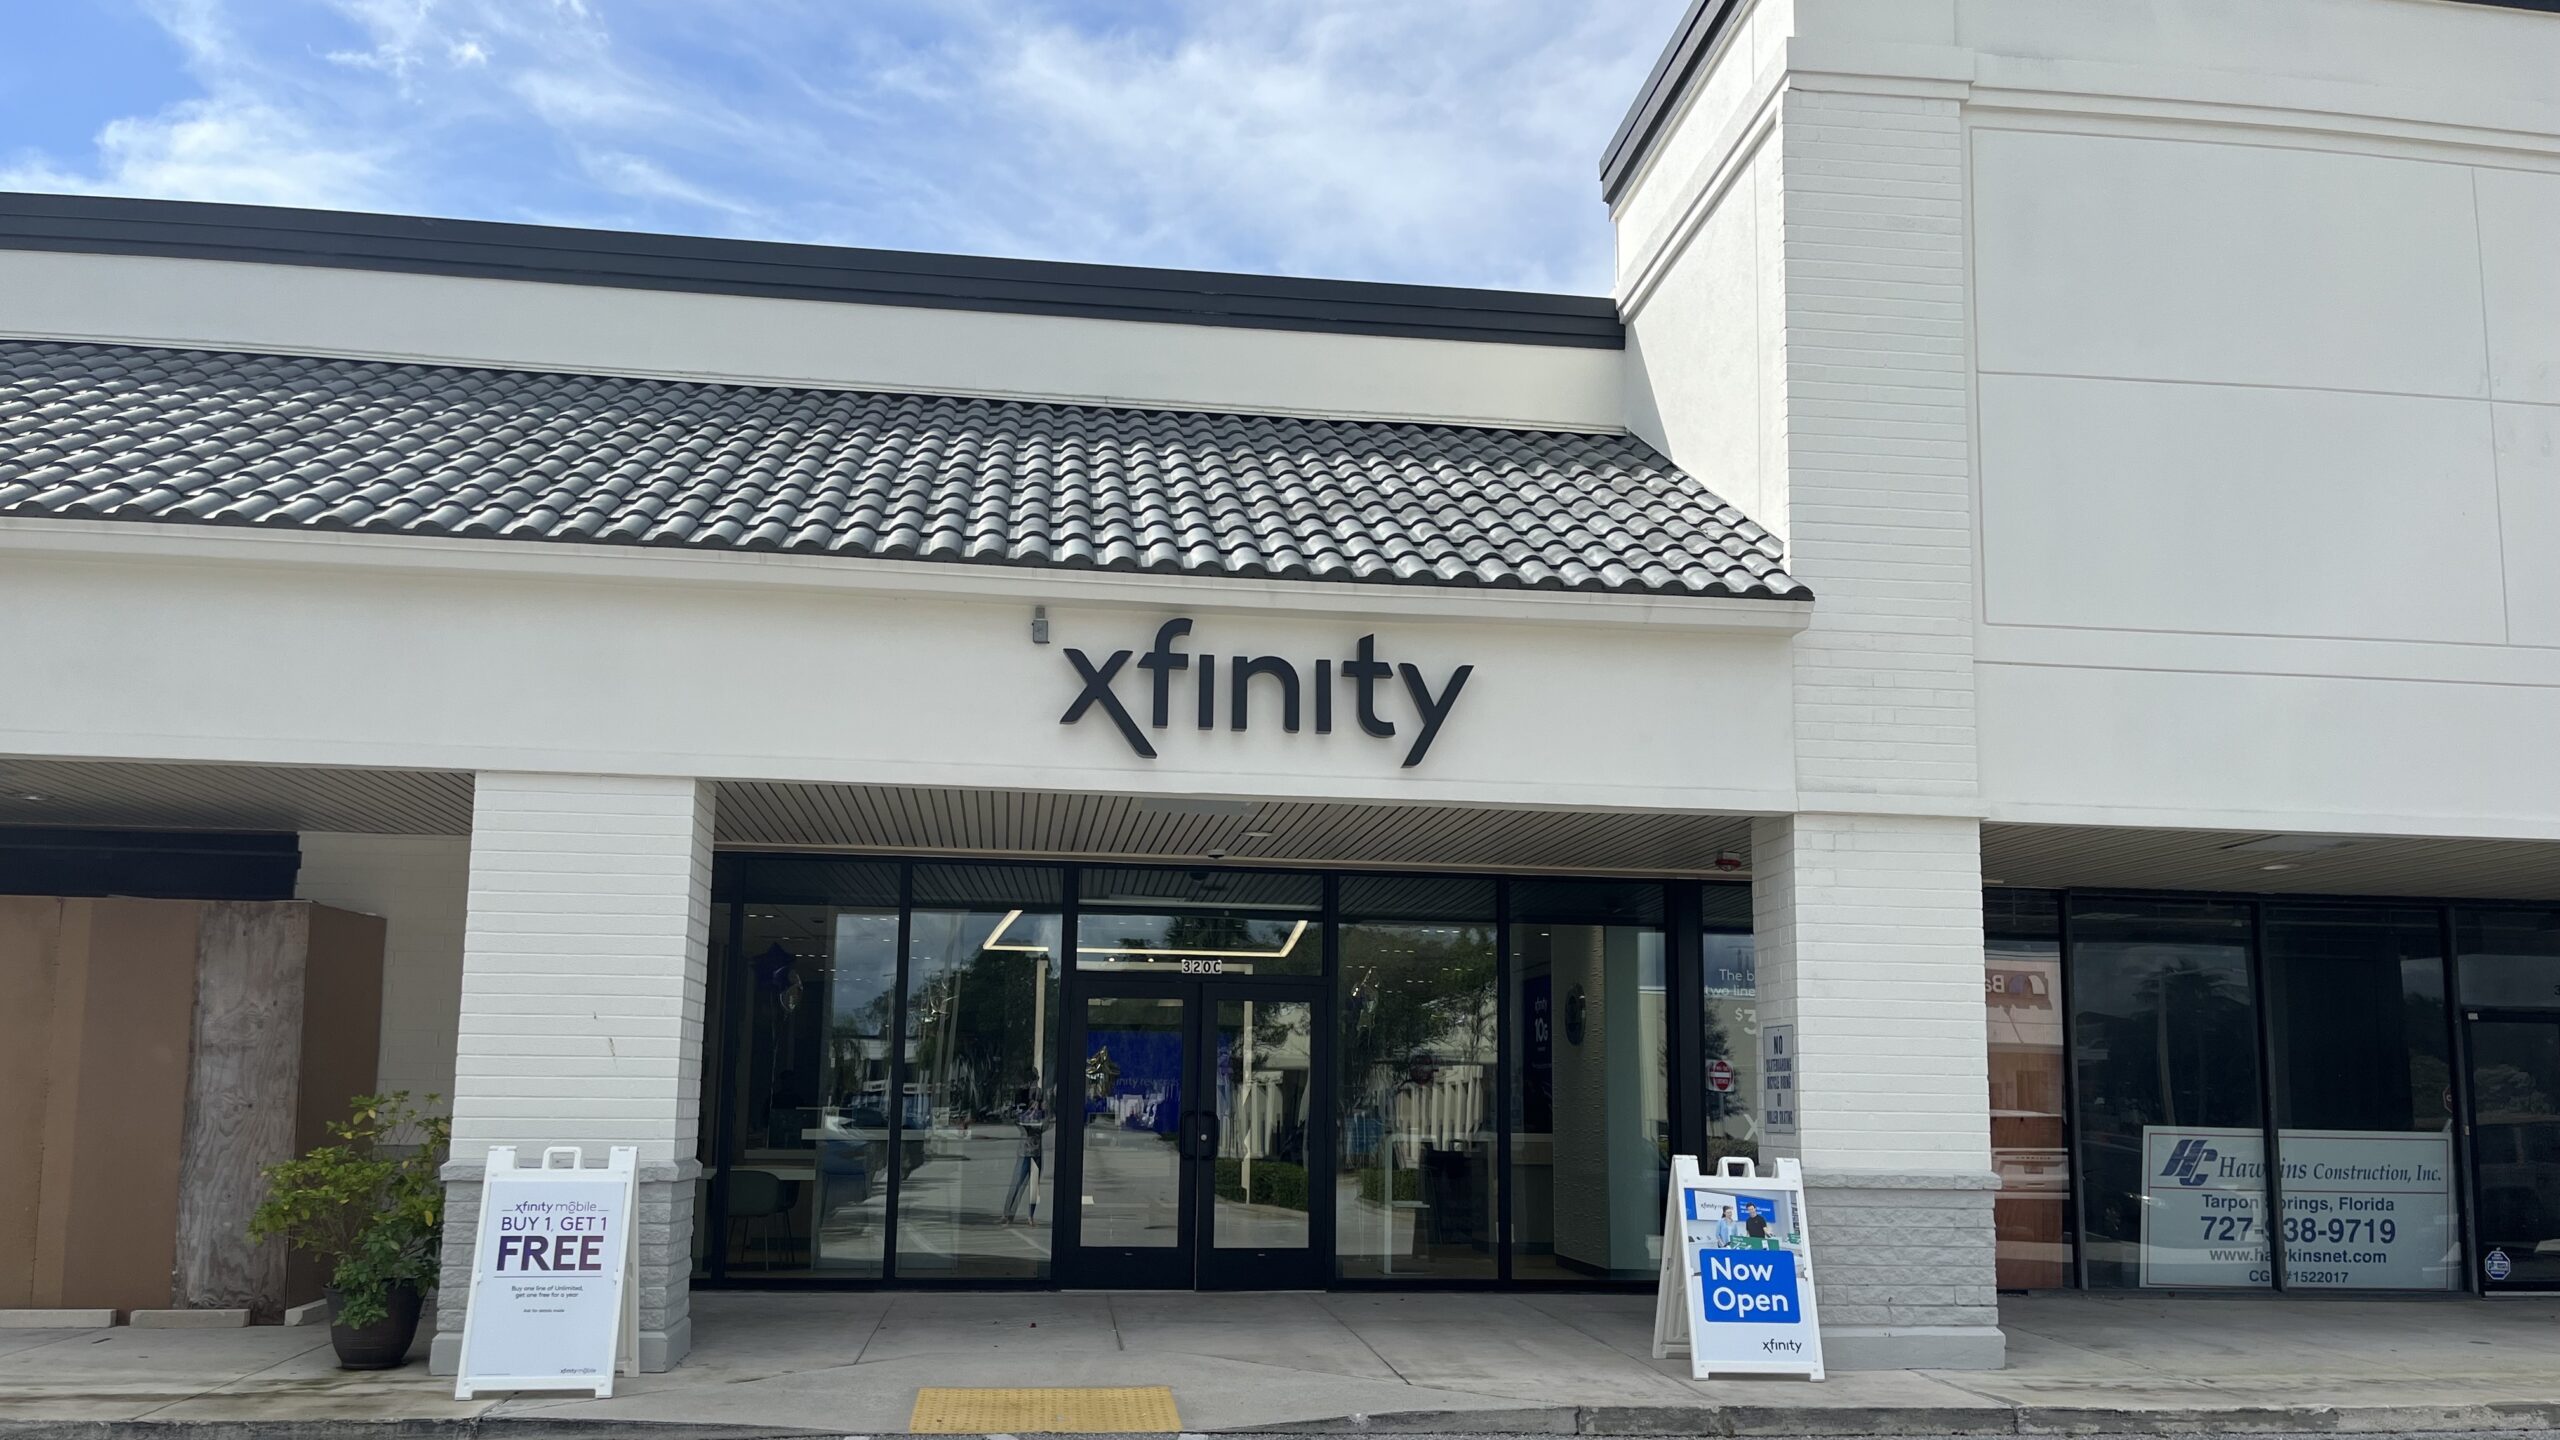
[[453, 1146, 639, 1400], [2138, 1126, 2456, 1290], [1652, 1155, 1825, 1380], [1759, 1025, 1796, 1136]]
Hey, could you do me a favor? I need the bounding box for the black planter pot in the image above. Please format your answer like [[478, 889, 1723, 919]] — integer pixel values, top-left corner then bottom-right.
[[326, 1282, 423, 1370]]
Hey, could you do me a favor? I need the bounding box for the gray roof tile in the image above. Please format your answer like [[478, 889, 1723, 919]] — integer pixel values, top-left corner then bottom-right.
[[0, 341, 1807, 601]]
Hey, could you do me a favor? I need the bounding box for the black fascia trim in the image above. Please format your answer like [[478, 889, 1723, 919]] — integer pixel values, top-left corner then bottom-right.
[[1599, 0, 1742, 208], [0, 193, 1626, 350]]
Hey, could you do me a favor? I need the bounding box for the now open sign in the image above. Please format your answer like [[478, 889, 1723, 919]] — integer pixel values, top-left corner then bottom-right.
[[1652, 1156, 1825, 1380], [1701, 1250, 1802, 1323]]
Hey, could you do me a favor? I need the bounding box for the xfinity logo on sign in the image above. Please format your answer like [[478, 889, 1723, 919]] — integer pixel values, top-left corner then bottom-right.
[[1061, 618, 1473, 768]]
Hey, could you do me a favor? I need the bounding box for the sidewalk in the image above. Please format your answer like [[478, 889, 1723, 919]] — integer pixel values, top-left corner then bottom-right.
[[1, 1291, 2555, 1435]]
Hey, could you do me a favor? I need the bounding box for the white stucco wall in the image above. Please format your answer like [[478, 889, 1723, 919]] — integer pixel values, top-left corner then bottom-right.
[[1960, 1, 2560, 839], [1618, 0, 2560, 842], [0, 527, 1802, 817]]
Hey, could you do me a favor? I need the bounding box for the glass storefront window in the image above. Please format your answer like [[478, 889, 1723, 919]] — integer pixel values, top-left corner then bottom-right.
[[1214, 997, 1316, 1250], [693, 901, 730, 1281], [2456, 908, 2560, 1290], [2262, 905, 2458, 1291], [1077, 868, 1322, 975], [2068, 897, 2266, 1289], [1508, 881, 1668, 1282], [1700, 884, 1758, 1170], [1336, 876, 1498, 1279], [719, 868, 901, 1278], [896, 892, 1064, 1279], [1077, 994, 1187, 1249], [2458, 909, 2560, 1009], [1984, 890, 2070, 1288]]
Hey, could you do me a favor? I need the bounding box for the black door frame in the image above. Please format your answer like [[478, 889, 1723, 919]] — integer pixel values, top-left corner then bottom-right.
[[2460, 1006, 2560, 1293], [1055, 971, 1332, 1289]]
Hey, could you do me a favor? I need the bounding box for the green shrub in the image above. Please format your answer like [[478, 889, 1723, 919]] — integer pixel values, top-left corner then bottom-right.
[[247, 1092, 450, 1329], [1353, 1166, 1422, 1206], [1211, 1158, 1309, 1211]]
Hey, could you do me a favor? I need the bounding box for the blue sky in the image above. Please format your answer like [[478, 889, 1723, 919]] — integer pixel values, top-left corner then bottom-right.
[[0, 0, 1682, 293]]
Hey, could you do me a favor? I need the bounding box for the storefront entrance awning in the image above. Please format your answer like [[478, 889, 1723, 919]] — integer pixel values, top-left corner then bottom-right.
[[0, 339, 1806, 602]]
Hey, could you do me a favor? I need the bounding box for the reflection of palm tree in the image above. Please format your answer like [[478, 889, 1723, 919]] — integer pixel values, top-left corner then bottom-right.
[[2130, 956, 2250, 1127], [2073, 948, 2258, 1256], [1338, 925, 1497, 1161], [2476, 1064, 2554, 1118], [910, 932, 1052, 1121]]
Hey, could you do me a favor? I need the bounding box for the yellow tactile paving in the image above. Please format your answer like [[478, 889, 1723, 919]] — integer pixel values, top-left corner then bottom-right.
[[908, 1385, 1181, 1434]]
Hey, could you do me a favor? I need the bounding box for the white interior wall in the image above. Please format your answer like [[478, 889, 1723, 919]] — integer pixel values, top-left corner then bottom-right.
[[294, 831, 471, 1102]]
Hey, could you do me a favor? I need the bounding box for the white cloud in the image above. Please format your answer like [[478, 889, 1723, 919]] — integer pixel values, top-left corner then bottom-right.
[[779, 0, 1673, 288], [577, 149, 764, 219], [5, 0, 1682, 290]]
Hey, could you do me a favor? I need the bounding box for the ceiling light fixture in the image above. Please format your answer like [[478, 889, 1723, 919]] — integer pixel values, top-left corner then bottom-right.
[[2260, 863, 2298, 872]]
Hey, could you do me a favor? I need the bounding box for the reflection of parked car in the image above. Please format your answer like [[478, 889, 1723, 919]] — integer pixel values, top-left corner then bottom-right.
[[2475, 1115, 2560, 1252], [836, 1103, 926, 1180], [817, 1135, 872, 1202]]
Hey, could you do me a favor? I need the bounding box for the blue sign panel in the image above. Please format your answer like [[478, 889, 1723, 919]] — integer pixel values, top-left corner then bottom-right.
[[1699, 1250, 1803, 1324]]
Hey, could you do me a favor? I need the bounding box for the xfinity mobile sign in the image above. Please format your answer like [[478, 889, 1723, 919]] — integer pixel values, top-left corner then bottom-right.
[[1061, 619, 1473, 767]]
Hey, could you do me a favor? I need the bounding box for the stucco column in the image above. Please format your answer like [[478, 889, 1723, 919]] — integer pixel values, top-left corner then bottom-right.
[[428, 772, 715, 1376], [1750, 812, 1999, 1370]]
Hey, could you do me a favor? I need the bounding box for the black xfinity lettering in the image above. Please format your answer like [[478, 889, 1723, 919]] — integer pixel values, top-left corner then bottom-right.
[[1061, 648, 1155, 758], [1397, 662, 1472, 767], [1057, 618, 1471, 768]]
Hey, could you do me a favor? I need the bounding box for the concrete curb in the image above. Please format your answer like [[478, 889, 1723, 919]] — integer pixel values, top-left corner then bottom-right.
[[1238, 1401, 2560, 1436], [3, 1407, 2559, 1439], [0, 1425, 827, 1440]]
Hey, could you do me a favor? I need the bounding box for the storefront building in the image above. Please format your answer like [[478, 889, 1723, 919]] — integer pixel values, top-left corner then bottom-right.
[[2, 0, 2557, 1376]]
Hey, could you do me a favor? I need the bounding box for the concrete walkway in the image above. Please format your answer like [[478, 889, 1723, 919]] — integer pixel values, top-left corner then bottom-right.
[[0, 1292, 2555, 1434]]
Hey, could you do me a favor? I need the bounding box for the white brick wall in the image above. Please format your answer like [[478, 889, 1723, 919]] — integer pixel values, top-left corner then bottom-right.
[[1751, 812, 1990, 1173], [450, 772, 716, 1163], [1776, 85, 1978, 807], [296, 831, 470, 1102]]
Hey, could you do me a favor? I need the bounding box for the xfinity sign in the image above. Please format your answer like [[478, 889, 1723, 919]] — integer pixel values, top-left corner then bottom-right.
[[1061, 618, 1473, 767]]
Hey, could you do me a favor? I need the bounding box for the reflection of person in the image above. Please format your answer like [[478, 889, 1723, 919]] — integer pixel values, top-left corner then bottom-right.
[[1003, 1099, 1051, 1223]]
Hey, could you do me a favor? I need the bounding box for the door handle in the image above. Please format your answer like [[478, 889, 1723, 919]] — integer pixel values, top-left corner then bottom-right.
[[1176, 1109, 1218, 1160]]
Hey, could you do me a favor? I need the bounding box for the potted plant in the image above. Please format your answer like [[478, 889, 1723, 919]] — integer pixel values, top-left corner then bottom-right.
[[248, 1092, 450, 1369]]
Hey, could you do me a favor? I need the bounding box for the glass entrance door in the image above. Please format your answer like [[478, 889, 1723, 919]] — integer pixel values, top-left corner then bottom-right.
[[1060, 979, 1322, 1289], [2466, 1012, 2560, 1291]]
